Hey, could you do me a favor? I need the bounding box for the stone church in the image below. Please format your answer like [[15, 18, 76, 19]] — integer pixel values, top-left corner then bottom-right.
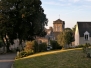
[[36, 19, 65, 44], [53, 19, 65, 40]]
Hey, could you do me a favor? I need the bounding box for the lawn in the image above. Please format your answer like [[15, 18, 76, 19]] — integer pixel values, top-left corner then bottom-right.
[[13, 48, 91, 68]]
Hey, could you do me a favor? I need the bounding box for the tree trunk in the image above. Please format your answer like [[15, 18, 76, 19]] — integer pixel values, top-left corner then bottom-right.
[[6, 44, 10, 52], [5, 37, 10, 53], [1, 36, 7, 53], [3, 45, 6, 53]]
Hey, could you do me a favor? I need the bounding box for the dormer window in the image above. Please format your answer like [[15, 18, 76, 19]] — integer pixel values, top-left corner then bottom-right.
[[84, 35, 88, 40], [84, 31, 89, 41]]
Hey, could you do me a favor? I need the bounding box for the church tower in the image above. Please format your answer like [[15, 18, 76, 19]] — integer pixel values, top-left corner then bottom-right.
[[53, 19, 65, 32]]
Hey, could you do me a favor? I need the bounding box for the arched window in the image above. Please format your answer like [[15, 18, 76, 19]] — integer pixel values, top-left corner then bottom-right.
[[84, 31, 89, 41]]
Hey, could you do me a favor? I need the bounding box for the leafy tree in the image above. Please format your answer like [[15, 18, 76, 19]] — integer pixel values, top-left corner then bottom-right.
[[72, 25, 76, 34], [0, 0, 48, 52], [57, 28, 74, 48]]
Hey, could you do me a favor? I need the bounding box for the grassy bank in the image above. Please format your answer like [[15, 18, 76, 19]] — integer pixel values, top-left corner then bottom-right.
[[13, 48, 91, 68]]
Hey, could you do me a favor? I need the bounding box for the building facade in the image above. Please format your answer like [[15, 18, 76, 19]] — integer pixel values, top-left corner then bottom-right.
[[75, 22, 91, 46], [36, 19, 65, 45], [53, 19, 65, 40]]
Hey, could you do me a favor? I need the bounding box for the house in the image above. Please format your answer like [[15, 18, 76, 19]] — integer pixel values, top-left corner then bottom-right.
[[75, 22, 91, 46]]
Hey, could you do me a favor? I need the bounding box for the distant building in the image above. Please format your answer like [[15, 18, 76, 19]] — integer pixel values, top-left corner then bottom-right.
[[53, 19, 65, 40], [53, 19, 65, 32], [36, 19, 65, 45], [75, 22, 91, 46]]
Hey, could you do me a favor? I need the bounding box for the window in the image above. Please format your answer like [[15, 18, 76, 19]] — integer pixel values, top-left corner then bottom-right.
[[84, 35, 89, 40], [84, 31, 89, 41]]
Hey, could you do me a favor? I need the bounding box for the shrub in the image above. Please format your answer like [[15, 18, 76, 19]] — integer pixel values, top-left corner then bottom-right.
[[38, 43, 47, 52], [82, 43, 91, 58], [16, 50, 34, 59], [86, 49, 91, 58], [50, 40, 61, 50], [16, 51, 27, 58], [16, 41, 34, 58], [75, 44, 84, 48], [82, 43, 91, 53], [24, 41, 33, 51], [24, 41, 34, 53], [20, 51, 27, 57], [33, 41, 39, 53], [57, 46, 62, 49]]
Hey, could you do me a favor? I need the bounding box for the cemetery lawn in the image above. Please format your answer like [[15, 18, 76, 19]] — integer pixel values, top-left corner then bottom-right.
[[13, 48, 91, 68]]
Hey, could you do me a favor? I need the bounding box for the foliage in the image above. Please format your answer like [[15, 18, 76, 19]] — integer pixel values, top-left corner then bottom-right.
[[72, 25, 76, 34], [57, 28, 74, 48], [16, 41, 34, 58], [16, 51, 27, 58], [75, 44, 84, 48], [14, 48, 91, 68], [16, 41, 48, 58], [33, 41, 39, 53], [0, 0, 48, 52], [82, 43, 91, 54], [82, 43, 91, 58], [25, 41, 47, 53], [24, 41, 34, 53], [50, 40, 62, 50], [0, 41, 3, 48], [87, 50, 91, 58], [0, 36, 4, 48], [16, 50, 33, 59], [38, 43, 47, 52]]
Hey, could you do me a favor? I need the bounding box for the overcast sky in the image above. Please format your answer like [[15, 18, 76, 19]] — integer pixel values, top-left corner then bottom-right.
[[41, 0, 91, 28]]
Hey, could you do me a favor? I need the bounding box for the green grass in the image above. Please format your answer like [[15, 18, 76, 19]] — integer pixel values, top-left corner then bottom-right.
[[13, 48, 91, 68]]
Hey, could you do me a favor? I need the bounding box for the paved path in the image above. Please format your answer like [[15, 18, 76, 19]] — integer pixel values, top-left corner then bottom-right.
[[0, 53, 16, 68]]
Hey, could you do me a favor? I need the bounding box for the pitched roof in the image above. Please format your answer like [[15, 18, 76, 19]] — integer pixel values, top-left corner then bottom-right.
[[77, 22, 91, 37], [53, 19, 65, 24]]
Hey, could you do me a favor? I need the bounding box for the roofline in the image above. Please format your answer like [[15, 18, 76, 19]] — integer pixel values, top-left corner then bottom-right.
[[77, 21, 91, 23]]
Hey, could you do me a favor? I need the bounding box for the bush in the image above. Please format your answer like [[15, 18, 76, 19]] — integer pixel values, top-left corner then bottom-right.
[[82, 43, 91, 58], [16, 49, 34, 59], [33, 41, 39, 53], [50, 40, 62, 50], [82, 43, 91, 53], [57, 46, 62, 49], [20, 51, 27, 57], [16, 51, 27, 58], [38, 43, 47, 52], [75, 44, 84, 48], [16, 41, 35, 59], [24, 41, 33, 51]]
